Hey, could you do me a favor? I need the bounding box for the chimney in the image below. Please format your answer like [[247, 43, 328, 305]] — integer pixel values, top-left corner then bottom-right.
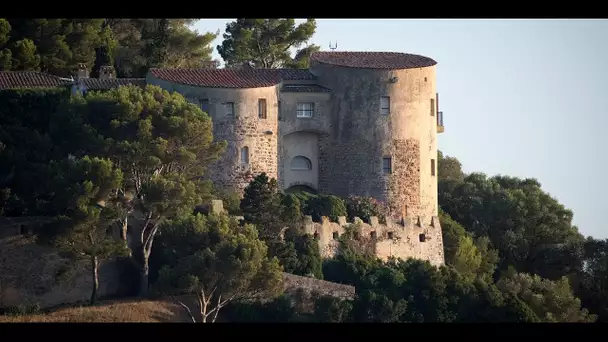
[[99, 65, 115, 79], [77, 63, 89, 79]]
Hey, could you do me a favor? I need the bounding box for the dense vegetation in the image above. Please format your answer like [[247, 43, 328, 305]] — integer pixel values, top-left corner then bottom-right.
[[1, 18, 607, 323]]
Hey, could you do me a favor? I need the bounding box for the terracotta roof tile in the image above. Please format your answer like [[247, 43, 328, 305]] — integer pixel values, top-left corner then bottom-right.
[[0, 71, 73, 90], [149, 68, 314, 89], [310, 51, 437, 70], [282, 84, 331, 93], [82, 78, 146, 90]]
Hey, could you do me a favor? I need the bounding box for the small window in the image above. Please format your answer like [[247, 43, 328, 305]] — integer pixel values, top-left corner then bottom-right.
[[370, 231, 377, 239], [258, 98, 267, 119], [332, 232, 339, 240], [382, 157, 392, 174], [278, 100, 282, 119], [199, 99, 210, 114], [430, 98, 435, 117], [387, 231, 394, 239], [419, 233, 426, 242], [225, 102, 235, 116], [296, 102, 314, 118], [381, 96, 390, 115], [291, 156, 312, 170], [424, 77, 428, 82], [240, 146, 249, 164], [431, 159, 436, 176]]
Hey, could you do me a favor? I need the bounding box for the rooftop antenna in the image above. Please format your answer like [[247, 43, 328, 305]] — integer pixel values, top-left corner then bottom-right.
[[329, 41, 338, 51]]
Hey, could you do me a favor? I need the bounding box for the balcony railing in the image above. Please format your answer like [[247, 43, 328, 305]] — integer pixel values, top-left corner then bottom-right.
[[437, 111, 444, 133]]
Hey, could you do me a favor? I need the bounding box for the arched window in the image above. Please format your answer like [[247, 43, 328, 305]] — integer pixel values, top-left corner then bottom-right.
[[290, 156, 312, 170], [241, 146, 249, 164]]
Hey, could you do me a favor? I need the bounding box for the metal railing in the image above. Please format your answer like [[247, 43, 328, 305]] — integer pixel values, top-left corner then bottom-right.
[[437, 111, 444, 127]]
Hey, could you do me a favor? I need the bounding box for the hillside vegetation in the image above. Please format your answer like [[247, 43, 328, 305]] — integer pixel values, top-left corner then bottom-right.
[[0, 18, 607, 322]]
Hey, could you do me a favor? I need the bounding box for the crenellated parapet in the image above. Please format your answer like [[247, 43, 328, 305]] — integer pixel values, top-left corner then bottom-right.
[[302, 214, 444, 267]]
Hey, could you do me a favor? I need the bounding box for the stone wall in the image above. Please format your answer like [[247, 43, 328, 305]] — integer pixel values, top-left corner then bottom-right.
[[146, 76, 280, 193], [309, 62, 439, 219], [302, 214, 445, 267], [0, 236, 121, 310], [282, 273, 355, 300]]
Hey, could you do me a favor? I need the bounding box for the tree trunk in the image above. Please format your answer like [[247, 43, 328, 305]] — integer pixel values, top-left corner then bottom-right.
[[139, 255, 149, 297], [90, 255, 99, 305], [120, 215, 128, 242]]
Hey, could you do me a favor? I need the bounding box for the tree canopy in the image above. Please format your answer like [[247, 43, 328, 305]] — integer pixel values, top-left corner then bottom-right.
[[217, 19, 318, 69]]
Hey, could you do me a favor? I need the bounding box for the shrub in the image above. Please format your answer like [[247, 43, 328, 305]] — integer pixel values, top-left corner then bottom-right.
[[346, 196, 387, 224], [305, 194, 347, 222]]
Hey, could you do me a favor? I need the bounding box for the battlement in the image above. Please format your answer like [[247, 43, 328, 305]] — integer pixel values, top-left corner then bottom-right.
[[302, 214, 444, 267]]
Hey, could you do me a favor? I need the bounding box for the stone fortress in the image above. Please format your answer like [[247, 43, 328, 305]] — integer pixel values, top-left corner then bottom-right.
[[0, 50, 447, 267], [146, 51, 447, 266]]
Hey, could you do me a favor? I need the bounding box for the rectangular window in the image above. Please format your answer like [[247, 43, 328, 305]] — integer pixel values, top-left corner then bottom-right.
[[199, 99, 209, 114], [258, 98, 267, 119], [296, 102, 314, 118], [383, 157, 392, 174], [225, 102, 235, 116], [431, 158, 436, 176], [241, 146, 249, 164], [430, 98, 435, 116], [381, 96, 390, 115]]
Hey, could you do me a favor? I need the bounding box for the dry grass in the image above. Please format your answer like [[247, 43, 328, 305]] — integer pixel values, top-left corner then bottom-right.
[[0, 298, 197, 323]]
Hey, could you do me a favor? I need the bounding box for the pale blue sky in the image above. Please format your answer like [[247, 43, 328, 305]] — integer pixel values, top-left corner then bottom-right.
[[194, 19, 608, 239]]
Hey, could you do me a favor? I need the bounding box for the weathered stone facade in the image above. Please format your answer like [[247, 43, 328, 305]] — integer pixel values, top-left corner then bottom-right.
[[145, 51, 444, 266], [144, 78, 280, 193], [303, 214, 444, 267]]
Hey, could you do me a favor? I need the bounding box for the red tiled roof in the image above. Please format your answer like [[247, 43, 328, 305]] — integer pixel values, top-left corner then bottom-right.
[[0, 71, 73, 90], [148, 68, 315, 89], [310, 51, 437, 70]]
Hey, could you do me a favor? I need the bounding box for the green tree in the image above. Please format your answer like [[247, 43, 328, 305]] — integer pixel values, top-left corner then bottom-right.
[[41, 156, 128, 304], [240, 173, 284, 241], [154, 213, 284, 323], [11, 39, 40, 71], [51, 85, 225, 296], [496, 270, 596, 322], [576, 238, 608, 322], [109, 19, 218, 77], [439, 173, 584, 278], [217, 19, 317, 69], [284, 44, 321, 69], [313, 295, 353, 322], [0, 19, 12, 70], [437, 150, 465, 183]]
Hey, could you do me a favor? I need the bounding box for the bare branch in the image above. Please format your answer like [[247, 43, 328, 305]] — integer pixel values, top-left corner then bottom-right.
[[176, 300, 196, 323]]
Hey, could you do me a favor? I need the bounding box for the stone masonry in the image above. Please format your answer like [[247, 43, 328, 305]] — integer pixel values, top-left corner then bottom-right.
[[145, 51, 445, 266], [302, 214, 444, 267]]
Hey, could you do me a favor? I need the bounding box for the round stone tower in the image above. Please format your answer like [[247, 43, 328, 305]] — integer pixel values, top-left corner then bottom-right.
[[310, 51, 440, 220], [206, 86, 280, 192]]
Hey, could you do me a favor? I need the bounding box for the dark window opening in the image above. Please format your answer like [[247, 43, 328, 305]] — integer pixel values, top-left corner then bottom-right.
[[332, 232, 339, 240], [200, 99, 210, 113], [313, 231, 319, 240], [258, 98, 267, 119], [430, 98, 435, 116], [380, 96, 390, 115], [387, 231, 394, 239], [383, 157, 392, 174], [419, 233, 426, 242], [431, 159, 436, 176], [370, 231, 377, 239]]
